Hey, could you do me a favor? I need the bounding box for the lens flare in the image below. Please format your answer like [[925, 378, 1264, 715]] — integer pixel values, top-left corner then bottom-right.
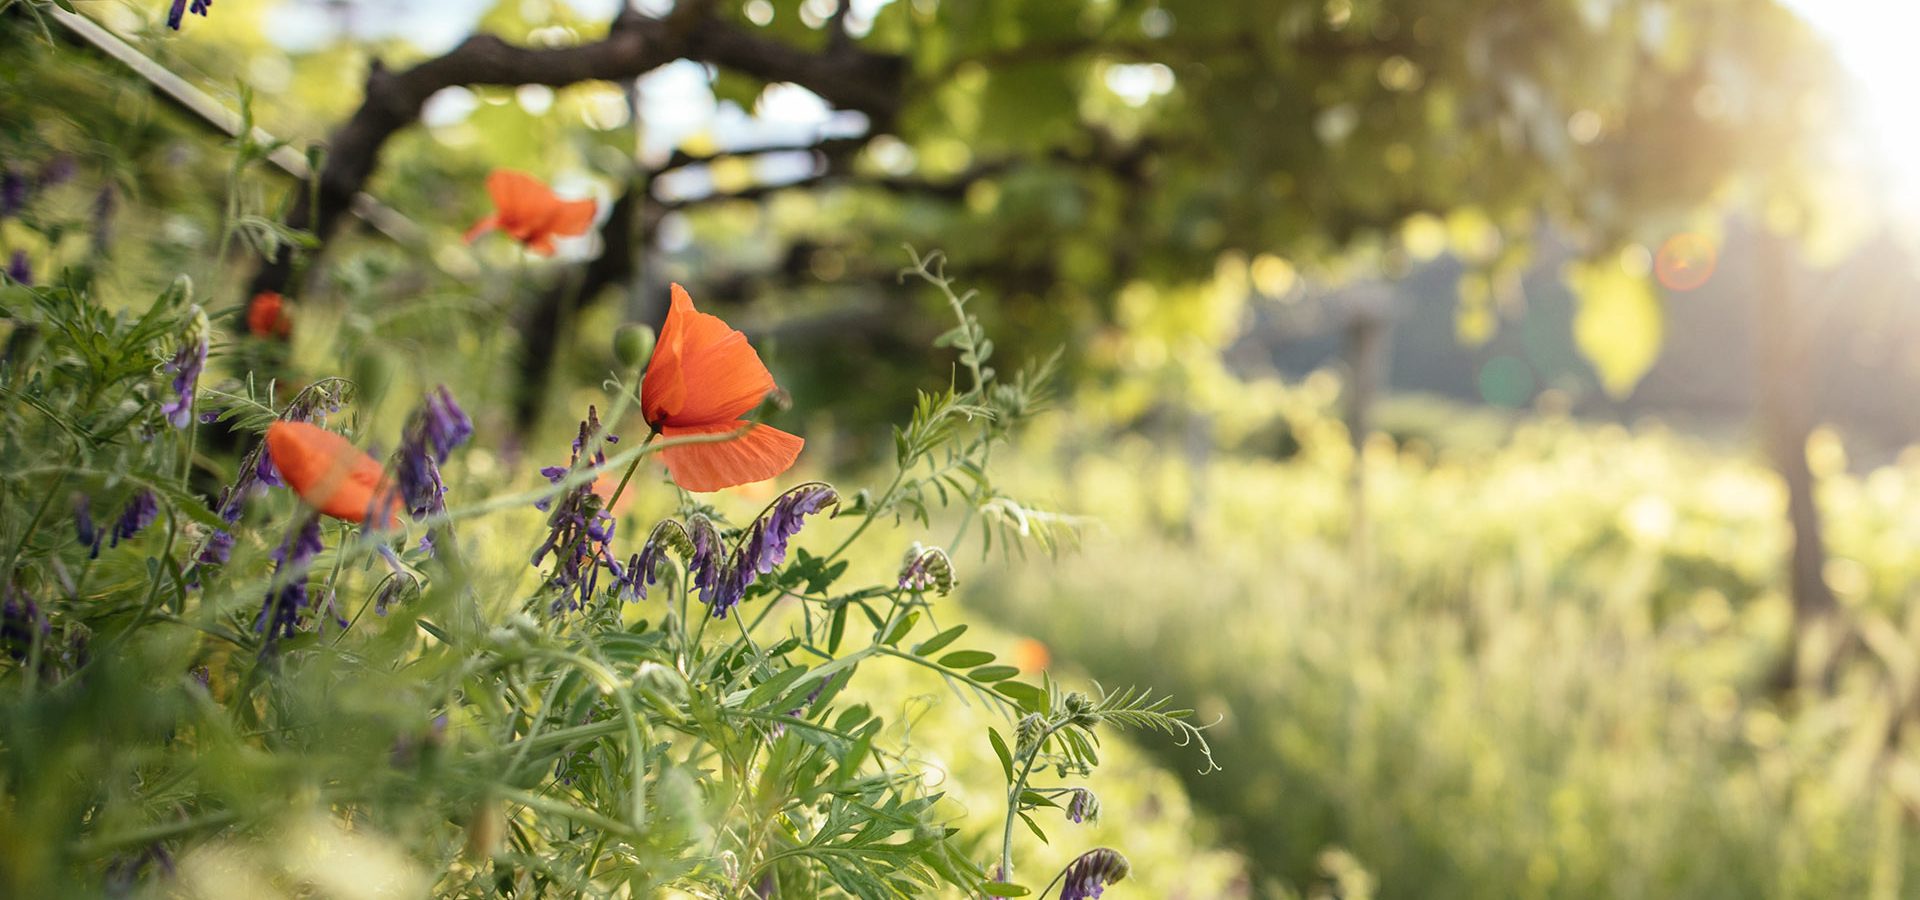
[[1655, 233, 1717, 292]]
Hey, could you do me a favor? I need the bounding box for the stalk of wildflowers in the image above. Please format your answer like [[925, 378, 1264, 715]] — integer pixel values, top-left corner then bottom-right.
[[617, 519, 693, 601], [158, 306, 208, 429], [531, 407, 624, 615], [255, 516, 325, 646], [701, 483, 838, 618], [391, 386, 472, 553]]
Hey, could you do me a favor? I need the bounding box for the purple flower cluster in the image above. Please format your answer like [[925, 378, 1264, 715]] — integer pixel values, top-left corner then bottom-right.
[[1065, 787, 1100, 824], [618, 519, 691, 601], [192, 450, 277, 574], [0, 585, 47, 662], [532, 407, 623, 615], [5, 250, 28, 286], [158, 308, 208, 429], [165, 0, 212, 30], [1060, 848, 1131, 900], [0, 170, 24, 218], [78, 490, 159, 559], [685, 484, 837, 619], [898, 543, 955, 595], [256, 516, 327, 644], [392, 386, 472, 552], [110, 490, 159, 549]]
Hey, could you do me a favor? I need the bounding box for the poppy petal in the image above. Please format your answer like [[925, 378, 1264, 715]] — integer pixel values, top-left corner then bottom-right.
[[463, 213, 500, 244], [486, 169, 551, 216], [265, 421, 395, 527], [546, 197, 598, 239], [641, 285, 693, 423], [641, 285, 775, 427], [658, 421, 803, 493]]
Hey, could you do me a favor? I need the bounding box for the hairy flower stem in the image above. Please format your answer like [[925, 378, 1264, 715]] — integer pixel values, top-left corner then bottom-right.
[[1001, 719, 1068, 884]]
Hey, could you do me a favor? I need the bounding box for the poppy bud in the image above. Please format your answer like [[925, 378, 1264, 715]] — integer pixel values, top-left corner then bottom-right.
[[614, 323, 656, 370]]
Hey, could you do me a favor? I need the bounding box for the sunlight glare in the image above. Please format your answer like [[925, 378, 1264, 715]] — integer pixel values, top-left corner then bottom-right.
[[1782, 0, 1920, 207]]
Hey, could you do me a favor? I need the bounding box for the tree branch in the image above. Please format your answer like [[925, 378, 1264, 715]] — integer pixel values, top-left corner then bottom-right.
[[246, 9, 905, 299]]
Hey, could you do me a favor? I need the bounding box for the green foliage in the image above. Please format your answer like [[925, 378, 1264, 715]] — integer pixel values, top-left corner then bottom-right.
[[974, 377, 1920, 898], [0, 226, 1220, 898]]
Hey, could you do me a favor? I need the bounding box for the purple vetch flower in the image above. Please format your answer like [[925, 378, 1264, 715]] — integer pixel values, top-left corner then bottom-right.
[[0, 170, 24, 218], [685, 514, 724, 607], [256, 516, 328, 644], [91, 185, 116, 249], [74, 494, 97, 557], [158, 307, 209, 429], [392, 387, 472, 553], [190, 444, 273, 580], [5, 250, 29, 286], [166, 0, 210, 30], [109, 490, 159, 550], [37, 155, 75, 189], [693, 484, 837, 619], [419, 386, 473, 459], [737, 483, 838, 579], [1065, 787, 1100, 824], [0, 585, 48, 662], [618, 519, 691, 601], [898, 543, 955, 594], [531, 407, 624, 615], [1059, 848, 1131, 900]]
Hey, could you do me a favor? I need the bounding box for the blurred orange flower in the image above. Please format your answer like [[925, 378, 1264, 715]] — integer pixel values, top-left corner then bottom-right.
[[1012, 638, 1051, 673], [464, 170, 596, 256], [591, 471, 636, 515], [246, 290, 292, 338], [266, 421, 395, 527], [641, 284, 803, 492]]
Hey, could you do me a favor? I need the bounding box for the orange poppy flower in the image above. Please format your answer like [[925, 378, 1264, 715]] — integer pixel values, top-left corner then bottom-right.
[[265, 421, 396, 527], [641, 284, 803, 492], [1011, 638, 1051, 673], [463, 170, 597, 256], [247, 290, 292, 338]]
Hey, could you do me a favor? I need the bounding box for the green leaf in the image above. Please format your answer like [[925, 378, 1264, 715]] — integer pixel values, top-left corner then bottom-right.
[[938, 650, 995, 668], [969, 665, 1019, 683], [1018, 811, 1049, 844], [742, 665, 811, 710], [912, 624, 968, 657], [882, 610, 920, 647], [828, 604, 849, 654], [988, 727, 1014, 783], [981, 883, 1031, 897], [996, 681, 1048, 713]]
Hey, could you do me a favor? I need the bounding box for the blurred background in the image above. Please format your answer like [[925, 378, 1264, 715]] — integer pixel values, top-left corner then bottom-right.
[[8, 0, 1920, 895]]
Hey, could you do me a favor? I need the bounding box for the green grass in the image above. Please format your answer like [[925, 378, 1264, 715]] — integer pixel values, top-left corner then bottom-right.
[[968, 380, 1920, 899]]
